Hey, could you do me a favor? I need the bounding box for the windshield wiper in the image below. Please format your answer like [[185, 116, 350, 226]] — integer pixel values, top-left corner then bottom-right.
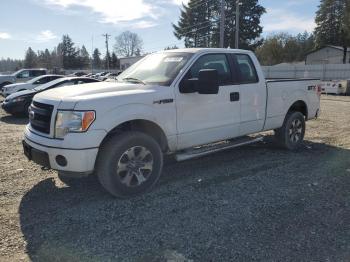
[[122, 77, 146, 85]]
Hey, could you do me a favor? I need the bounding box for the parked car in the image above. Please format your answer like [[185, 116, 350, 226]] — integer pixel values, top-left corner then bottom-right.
[[70, 72, 87, 77], [0, 68, 47, 89], [22, 48, 321, 198], [2, 77, 100, 116], [2, 75, 63, 97], [100, 72, 120, 81]]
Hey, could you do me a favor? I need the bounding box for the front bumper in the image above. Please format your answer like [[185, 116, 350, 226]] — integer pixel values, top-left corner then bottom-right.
[[23, 126, 106, 174]]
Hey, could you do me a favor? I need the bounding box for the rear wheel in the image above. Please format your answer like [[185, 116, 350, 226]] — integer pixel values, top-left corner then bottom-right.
[[96, 131, 163, 198], [275, 111, 305, 150]]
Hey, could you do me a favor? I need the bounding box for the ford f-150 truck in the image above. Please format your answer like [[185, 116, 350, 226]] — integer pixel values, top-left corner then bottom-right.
[[22, 48, 321, 197]]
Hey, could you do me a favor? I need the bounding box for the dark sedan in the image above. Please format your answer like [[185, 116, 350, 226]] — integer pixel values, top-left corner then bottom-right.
[[1, 77, 100, 116]]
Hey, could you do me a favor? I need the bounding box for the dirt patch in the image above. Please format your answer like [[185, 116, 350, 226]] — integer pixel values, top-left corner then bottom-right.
[[0, 96, 349, 261]]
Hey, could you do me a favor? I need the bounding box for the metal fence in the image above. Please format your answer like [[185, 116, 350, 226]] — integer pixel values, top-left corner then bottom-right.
[[262, 64, 350, 80]]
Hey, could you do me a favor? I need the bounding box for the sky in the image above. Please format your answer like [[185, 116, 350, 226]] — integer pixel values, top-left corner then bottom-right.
[[0, 0, 320, 59]]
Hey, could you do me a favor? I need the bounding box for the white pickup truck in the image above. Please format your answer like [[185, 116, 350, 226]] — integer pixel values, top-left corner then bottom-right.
[[22, 48, 321, 197]]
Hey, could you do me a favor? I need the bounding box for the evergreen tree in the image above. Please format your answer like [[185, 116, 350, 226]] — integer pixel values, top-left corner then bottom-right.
[[0, 58, 23, 72], [173, 1, 216, 47], [61, 35, 78, 69], [164, 45, 179, 50], [24, 47, 37, 68], [79, 45, 90, 69], [93, 48, 102, 69], [111, 52, 120, 69], [314, 0, 350, 63], [37, 49, 52, 69], [104, 51, 111, 70], [173, 0, 265, 49]]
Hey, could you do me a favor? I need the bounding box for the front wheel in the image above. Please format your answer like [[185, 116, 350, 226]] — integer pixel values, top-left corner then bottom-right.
[[275, 111, 306, 150], [96, 131, 163, 198]]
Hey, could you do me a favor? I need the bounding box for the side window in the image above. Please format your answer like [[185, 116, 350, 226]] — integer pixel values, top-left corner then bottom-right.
[[17, 70, 30, 79], [235, 54, 259, 84], [34, 77, 49, 85], [30, 70, 46, 77], [185, 54, 232, 85]]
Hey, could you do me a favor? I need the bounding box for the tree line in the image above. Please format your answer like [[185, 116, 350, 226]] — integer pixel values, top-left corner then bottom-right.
[[0, 31, 143, 72]]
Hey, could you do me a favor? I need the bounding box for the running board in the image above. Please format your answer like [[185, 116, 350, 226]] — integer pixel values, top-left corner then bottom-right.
[[175, 136, 264, 162]]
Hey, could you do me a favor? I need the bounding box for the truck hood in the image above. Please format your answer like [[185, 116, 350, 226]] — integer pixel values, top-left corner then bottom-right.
[[34, 82, 166, 109], [36, 82, 155, 100]]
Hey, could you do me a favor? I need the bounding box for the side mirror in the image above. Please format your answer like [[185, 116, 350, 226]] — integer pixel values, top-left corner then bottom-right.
[[179, 69, 219, 94], [179, 78, 198, 93], [197, 69, 219, 94]]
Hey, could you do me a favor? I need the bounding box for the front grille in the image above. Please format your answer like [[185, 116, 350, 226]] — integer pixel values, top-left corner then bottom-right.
[[29, 101, 54, 134]]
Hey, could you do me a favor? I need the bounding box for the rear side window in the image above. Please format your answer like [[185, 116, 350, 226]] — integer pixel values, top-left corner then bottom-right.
[[34, 76, 51, 85], [235, 54, 258, 84], [185, 54, 232, 85], [30, 70, 46, 77]]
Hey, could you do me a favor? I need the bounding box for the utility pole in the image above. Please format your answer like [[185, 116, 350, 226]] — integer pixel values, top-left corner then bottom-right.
[[219, 0, 225, 48], [102, 33, 111, 71], [235, 0, 242, 49], [91, 36, 94, 74]]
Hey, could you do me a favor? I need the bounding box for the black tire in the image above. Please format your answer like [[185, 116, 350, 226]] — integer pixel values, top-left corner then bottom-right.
[[274, 111, 305, 150], [96, 131, 163, 198]]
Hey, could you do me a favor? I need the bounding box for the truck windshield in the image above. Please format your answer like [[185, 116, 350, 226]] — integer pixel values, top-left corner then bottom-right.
[[116, 52, 193, 86]]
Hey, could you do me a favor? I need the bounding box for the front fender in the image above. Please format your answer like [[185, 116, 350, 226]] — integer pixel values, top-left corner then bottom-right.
[[91, 103, 177, 149]]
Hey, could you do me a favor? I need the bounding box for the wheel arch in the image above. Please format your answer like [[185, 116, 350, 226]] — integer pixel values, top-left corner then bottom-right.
[[287, 100, 308, 119], [100, 119, 169, 152]]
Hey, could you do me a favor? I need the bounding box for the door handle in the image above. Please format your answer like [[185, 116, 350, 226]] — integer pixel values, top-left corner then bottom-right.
[[230, 92, 240, 102]]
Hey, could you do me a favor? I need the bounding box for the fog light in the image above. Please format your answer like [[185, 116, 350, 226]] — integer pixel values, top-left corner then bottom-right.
[[56, 155, 67, 167]]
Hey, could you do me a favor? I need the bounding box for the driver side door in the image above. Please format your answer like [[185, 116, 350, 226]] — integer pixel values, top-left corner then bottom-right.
[[175, 53, 241, 150]]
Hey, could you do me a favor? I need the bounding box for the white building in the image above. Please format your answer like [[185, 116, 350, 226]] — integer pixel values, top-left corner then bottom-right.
[[119, 56, 145, 70], [306, 45, 350, 65]]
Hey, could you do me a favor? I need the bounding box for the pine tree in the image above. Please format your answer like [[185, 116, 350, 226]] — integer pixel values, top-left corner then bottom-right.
[[61, 35, 78, 69], [314, 0, 350, 63], [173, 0, 265, 49], [111, 52, 120, 69], [104, 51, 111, 70], [173, 1, 216, 47], [93, 48, 101, 69], [79, 45, 90, 69], [24, 47, 37, 68]]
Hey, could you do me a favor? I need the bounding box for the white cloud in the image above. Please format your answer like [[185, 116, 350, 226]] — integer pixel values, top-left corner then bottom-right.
[[262, 8, 315, 33], [36, 30, 58, 42], [43, 0, 157, 25], [172, 0, 189, 5], [0, 32, 11, 40]]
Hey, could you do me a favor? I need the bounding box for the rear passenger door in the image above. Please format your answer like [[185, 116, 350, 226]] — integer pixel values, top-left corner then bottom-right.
[[231, 54, 266, 135], [176, 53, 241, 149]]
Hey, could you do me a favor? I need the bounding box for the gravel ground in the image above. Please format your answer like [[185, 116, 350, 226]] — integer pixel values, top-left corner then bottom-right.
[[0, 95, 349, 262]]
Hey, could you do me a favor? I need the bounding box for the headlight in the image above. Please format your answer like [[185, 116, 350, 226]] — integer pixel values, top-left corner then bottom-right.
[[55, 110, 95, 138], [12, 97, 26, 102]]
